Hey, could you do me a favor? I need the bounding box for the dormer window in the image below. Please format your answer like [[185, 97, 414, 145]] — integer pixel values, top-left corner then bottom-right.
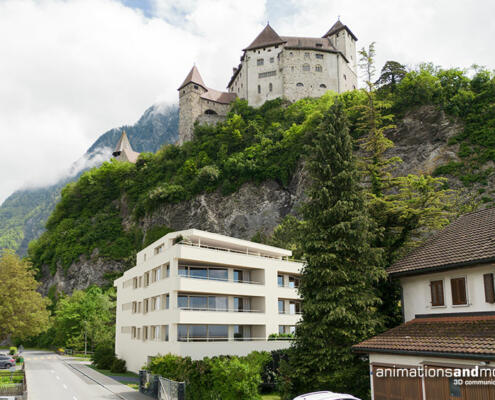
[[194, 85, 198, 89], [316, 43, 323, 47], [430, 280, 444, 307], [451, 277, 467, 306], [316, 54, 324, 59]]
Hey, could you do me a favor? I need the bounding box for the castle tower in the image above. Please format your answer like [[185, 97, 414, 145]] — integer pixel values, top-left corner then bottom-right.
[[112, 130, 140, 163], [322, 19, 358, 73], [178, 66, 208, 145]]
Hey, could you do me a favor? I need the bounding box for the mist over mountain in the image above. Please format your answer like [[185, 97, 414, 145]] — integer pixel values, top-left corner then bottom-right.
[[0, 103, 179, 256]]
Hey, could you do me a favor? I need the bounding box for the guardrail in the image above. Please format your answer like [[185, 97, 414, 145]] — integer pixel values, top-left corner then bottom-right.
[[178, 307, 264, 313]]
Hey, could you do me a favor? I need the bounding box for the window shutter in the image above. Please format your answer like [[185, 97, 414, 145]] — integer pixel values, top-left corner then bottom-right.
[[430, 280, 444, 307], [484, 273, 495, 303], [451, 277, 467, 305]]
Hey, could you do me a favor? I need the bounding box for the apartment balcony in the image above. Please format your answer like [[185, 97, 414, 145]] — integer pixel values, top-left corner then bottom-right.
[[177, 308, 268, 325], [177, 273, 267, 297]]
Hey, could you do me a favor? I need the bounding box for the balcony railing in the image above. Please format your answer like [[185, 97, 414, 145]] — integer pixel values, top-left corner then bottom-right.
[[178, 307, 264, 313], [178, 337, 294, 342], [178, 240, 301, 262], [178, 273, 264, 285]]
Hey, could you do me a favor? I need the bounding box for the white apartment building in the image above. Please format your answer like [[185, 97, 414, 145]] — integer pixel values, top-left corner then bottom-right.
[[114, 229, 303, 372]]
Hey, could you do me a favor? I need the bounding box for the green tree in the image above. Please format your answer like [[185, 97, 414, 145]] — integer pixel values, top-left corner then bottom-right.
[[375, 61, 407, 92], [54, 286, 115, 350], [287, 101, 385, 398], [0, 250, 50, 341]]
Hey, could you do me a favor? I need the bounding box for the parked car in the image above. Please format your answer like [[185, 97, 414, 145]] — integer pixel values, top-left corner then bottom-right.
[[293, 391, 361, 400], [0, 355, 16, 369]]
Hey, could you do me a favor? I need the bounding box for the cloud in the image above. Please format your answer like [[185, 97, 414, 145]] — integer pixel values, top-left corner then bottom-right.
[[1, 0, 494, 205]]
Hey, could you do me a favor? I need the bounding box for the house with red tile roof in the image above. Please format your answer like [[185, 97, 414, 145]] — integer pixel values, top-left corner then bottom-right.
[[353, 208, 495, 400]]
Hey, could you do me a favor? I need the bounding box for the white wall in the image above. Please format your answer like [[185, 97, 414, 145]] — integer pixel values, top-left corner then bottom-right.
[[400, 263, 495, 322]]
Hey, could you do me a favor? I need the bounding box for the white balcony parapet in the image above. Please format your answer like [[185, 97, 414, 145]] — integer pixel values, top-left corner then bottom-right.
[[177, 337, 294, 342], [178, 273, 264, 285], [178, 307, 264, 313]]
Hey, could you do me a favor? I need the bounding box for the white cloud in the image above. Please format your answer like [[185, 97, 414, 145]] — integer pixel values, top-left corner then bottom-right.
[[0, 0, 494, 205]]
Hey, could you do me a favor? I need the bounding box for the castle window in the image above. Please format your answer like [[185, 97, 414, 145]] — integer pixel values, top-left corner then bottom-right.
[[205, 109, 217, 115], [258, 85, 261, 94], [289, 52, 293, 56], [315, 64, 322, 72], [182, 90, 185, 94], [194, 85, 198, 89], [275, 44, 279, 48], [343, 74, 347, 80], [353, 85, 356, 89], [316, 43, 323, 48], [291, 66, 294, 72], [269, 82, 273, 92], [304, 52, 310, 59], [296, 82, 304, 87], [259, 70, 276, 78], [315, 53, 324, 59], [270, 57, 274, 63], [320, 84, 327, 88], [303, 64, 310, 72], [257, 58, 264, 66]]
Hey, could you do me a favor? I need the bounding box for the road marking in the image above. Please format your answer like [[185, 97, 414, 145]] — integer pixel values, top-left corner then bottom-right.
[[73, 397, 78, 400], [50, 370, 55, 374], [63, 384, 68, 389], [56, 375, 60, 380]]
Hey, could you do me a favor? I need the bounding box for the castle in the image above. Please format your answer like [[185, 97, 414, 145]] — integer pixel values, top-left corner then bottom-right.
[[178, 19, 358, 144]]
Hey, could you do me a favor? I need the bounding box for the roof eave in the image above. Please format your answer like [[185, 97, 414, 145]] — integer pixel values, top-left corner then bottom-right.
[[352, 347, 495, 361], [177, 82, 208, 91], [389, 256, 495, 278], [242, 40, 286, 52]]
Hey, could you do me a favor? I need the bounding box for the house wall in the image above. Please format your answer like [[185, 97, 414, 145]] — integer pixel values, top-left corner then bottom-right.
[[400, 263, 495, 322], [114, 230, 302, 372]]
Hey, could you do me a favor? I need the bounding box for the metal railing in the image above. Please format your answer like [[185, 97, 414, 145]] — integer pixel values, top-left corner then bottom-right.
[[178, 271, 264, 285], [177, 336, 294, 342], [178, 240, 300, 262], [178, 307, 263, 313], [158, 376, 186, 400]]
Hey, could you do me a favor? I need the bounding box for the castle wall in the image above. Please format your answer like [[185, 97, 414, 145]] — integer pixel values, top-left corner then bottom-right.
[[281, 49, 340, 101], [179, 85, 206, 145]]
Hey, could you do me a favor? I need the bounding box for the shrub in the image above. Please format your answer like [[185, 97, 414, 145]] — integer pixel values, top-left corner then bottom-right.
[[92, 342, 116, 370], [9, 347, 17, 355], [111, 358, 127, 373]]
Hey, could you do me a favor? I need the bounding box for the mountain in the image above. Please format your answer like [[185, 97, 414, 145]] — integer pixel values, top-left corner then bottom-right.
[[0, 103, 179, 256]]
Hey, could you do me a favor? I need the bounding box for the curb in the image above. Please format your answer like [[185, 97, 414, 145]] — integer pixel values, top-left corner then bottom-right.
[[63, 359, 128, 400]]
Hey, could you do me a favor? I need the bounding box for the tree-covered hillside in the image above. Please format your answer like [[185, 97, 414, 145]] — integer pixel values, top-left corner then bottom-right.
[[0, 103, 179, 256], [28, 64, 495, 288]]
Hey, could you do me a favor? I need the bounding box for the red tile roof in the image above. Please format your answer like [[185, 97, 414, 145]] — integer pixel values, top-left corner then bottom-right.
[[353, 315, 495, 358], [200, 88, 237, 104], [388, 208, 495, 276]]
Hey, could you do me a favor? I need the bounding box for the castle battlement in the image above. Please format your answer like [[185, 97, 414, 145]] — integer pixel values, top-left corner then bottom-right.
[[178, 19, 358, 145]]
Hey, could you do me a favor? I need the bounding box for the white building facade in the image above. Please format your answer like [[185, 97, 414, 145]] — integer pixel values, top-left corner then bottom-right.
[[114, 229, 303, 372]]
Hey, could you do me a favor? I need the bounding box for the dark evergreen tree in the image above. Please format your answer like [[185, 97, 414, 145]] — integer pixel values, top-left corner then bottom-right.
[[285, 101, 386, 399]]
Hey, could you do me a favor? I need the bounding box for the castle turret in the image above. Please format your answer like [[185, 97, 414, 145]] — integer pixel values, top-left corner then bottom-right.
[[113, 130, 140, 163], [178, 66, 208, 145], [323, 19, 358, 72]]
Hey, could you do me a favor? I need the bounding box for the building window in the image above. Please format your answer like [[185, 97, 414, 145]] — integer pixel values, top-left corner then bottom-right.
[[234, 269, 250, 283], [258, 84, 261, 94], [161, 325, 169, 341], [289, 301, 301, 314], [303, 64, 310, 72], [270, 57, 274, 63], [316, 43, 323, 48], [320, 84, 327, 88], [278, 299, 285, 314], [259, 70, 276, 78], [132, 327, 136, 339], [451, 277, 467, 305], [315, 64, 322, 72], [204, 109, 217, 115], [291, 66, 294, 72], [193, 85, 198, 89], [343, 74, 347, 80], [133, 277, 138, 289], [179, 265, 228, 281], [278, 275, 284, 287], [288, 276, 300, 288], [316, 53, 324, 59], [269, 82, 273, 92], [143, 326, 148, 341], [178, 325, 227, 342], [144, 272, 150, 287], [154, 244, 164, 255], [257, 58, 264, 66], [304, 52, 310, 59], [296, 82, 304, 87], [279, 325, 285, 334], [430, 280, 444, 307]]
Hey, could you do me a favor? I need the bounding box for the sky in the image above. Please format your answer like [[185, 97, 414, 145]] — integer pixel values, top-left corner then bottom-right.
[[1, 0, 495, 204]]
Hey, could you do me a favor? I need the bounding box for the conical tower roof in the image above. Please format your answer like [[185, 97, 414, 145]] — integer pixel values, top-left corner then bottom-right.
[[113, 130, 140, 163], [178, 65, 207, 90], [243, 23, 286, 51], [323, 19, 357, 41]]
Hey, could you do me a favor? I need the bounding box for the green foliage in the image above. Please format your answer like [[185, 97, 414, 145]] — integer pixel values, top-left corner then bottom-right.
[[147, 352, 269, 400], [92, 342, 116, 370], [111, 358, 127, 373], [286, 101, 385, 399], [143, 225, 174, 248], [0, 251, 50, 341], [54, 286, 115, 350]]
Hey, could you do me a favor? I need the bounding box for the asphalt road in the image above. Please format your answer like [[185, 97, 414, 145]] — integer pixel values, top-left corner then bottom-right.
[[24, 350, 121, 400]]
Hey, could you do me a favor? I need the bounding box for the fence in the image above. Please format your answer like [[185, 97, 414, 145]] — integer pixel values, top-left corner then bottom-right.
[[139, 370, 185, 400], [0, 365, 26, 398]]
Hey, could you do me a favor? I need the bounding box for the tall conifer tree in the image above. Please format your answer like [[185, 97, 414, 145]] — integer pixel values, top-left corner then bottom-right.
[[287, 101, 385, 398]]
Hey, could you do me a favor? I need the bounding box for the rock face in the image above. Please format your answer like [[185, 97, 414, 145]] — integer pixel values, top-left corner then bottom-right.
[[39, 105, 468, 294]]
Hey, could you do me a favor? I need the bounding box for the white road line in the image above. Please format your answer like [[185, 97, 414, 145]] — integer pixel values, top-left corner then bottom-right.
[[73, 397, 78, 400], [56, 375, 60, 380], [50, 370, 55, 374], [63, 384, 68, 389]]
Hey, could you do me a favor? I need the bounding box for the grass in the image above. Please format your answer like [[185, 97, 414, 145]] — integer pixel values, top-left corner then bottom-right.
[[88, 365, 139, 379], [261, 394, 281, 400], [125, 383, 139, 390]]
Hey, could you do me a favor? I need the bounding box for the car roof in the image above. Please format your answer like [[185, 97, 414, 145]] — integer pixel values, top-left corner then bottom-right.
[[293, 391, 360, 400]]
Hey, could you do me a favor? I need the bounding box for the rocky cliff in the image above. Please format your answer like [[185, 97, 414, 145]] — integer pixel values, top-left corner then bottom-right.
[[38, 105, 469, 295]]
